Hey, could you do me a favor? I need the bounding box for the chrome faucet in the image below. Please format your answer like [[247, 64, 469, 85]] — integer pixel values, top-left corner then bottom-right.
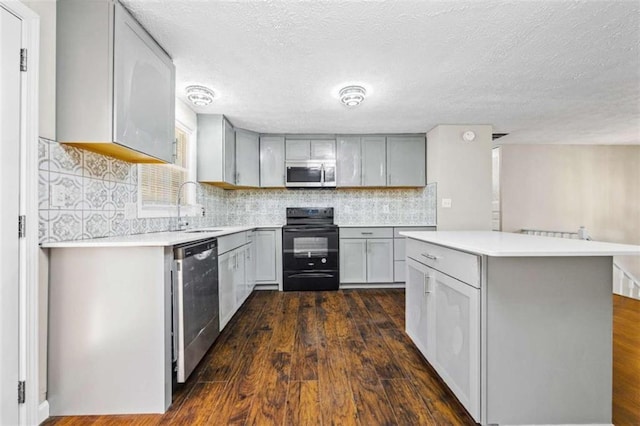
[[176, 181, 198, 231]]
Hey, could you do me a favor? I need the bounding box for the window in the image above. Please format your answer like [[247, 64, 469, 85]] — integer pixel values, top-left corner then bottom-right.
[[138, 122, 196, 217]]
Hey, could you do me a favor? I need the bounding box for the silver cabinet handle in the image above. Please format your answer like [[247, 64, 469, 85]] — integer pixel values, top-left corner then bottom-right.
[[424, 274, 434, 294], [361, 232, 373, 235], [421, 253, 439, 260]]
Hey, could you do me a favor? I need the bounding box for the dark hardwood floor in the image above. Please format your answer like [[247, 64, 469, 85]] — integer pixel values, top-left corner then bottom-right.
[[43, 291, 640, 425], [613, 294, 640, 426], [44, 289, 475, 425]]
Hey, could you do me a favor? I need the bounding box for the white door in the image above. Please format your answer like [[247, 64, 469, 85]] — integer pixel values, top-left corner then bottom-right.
[[336, 136, 361, 187], [366, 239, 394, 283], [259, 136, 285, 187], [361, 136, 386, 186], [235, 130, 259, 187], [1, 6, 22, 425], [432, 269, 480, 420], [339, 239, 367, 283]]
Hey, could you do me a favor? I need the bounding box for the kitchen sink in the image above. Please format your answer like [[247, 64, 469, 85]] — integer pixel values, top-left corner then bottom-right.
[[184, 229, 223, 233]]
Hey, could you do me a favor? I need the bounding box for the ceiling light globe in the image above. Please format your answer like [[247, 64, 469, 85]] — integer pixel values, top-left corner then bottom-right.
[[185, 85, 215, 106], [339, 85, 367, 107]]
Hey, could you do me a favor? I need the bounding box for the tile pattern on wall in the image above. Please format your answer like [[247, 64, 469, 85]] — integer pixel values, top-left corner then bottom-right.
[[39, 138, 435, 243]]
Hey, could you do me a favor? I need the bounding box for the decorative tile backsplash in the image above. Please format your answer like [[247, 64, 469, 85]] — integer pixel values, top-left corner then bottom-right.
[[39, 138, 436, 243]]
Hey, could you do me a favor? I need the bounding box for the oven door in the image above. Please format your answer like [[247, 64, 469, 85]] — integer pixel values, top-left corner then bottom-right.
[[283, 226, 339, 271]]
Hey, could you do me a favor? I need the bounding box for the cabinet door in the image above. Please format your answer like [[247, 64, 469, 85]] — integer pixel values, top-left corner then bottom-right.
[[336, 136, 361, 187], [431, 269, 480, 421], [255, 230, 277, 282], [310, 140, 336, 160], [223, 119, 236, 184], [362, 136, 386, 186], [285, 139, 310, 161], [339, 239, 367, 283], [387, 136, 425, 187], [235, 130, 259, 187], [259, 136, 285, 187], [113, 3, 175, 163], [234, 248, 247, 307], [245, 235, 256, 296], [218, 252, 235, 330], [366, 239, 394, 283], [406, 259, 433, 356]]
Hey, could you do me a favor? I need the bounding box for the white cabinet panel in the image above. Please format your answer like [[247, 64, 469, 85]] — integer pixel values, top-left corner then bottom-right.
[[361, 136, 386, 186], [394, 260, 405, 282], [255, 229, 277, 282], [366, 239, 394, 283], [432, 269, 480, 421], [285, 139, 310, 161], [406, 259, 433, 356], [245, 233, 256, 295], [235, 130, 259, 187], [337, 136, 361, 187], [260, 136, 285, 187], [387, 136, 425, 187], [234, 248, 246, 307], [339, 239, 367, 283], [311, 139, 336, 160], [218, 251, 235, 330], [113, 4, 174, 163], [223, 119, 236, 185]]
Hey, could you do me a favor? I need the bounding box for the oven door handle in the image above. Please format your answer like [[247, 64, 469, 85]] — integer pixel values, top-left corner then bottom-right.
[[287, 272, 335, 279], [285, 227, 336, 233]]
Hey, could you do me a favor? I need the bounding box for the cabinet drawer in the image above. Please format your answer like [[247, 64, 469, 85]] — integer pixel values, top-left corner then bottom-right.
[[340, 227, 393, 239], [218, 231, 248, 254], [406, 239, 480, 288], [393, 226, 435, 238]]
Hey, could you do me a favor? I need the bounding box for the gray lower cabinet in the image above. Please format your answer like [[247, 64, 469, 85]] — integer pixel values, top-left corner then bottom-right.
[[339, 228, 394, 285], [259, 136, 285, 187], [57, 0, 175, 163], [197, 114, 236, 186], [405, 237, 614, 425], [254, 228, 283, 288], [218, 232, 253, 330], [235, 129, 260, 187], [387, 136, 426, 186]]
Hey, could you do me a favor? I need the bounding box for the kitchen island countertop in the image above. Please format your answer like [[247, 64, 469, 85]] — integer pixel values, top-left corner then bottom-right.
[[400, 230, 640, 257]]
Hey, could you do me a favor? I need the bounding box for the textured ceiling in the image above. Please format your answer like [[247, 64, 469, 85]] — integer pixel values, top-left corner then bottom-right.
[[121, 0, 640, 144]]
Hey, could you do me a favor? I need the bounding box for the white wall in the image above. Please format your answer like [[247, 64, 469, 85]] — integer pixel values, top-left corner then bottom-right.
[[427, 124, 493, 230], [500, 144, 640, 278]]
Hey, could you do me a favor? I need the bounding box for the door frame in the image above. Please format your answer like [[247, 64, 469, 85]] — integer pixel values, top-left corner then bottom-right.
[[0, 1, 40, 424]]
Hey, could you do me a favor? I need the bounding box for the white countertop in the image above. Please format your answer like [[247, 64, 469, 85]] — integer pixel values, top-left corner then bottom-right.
[[41, 225, 282, 248], [400, 231, 640, 257], [337, 224, 436, 228]]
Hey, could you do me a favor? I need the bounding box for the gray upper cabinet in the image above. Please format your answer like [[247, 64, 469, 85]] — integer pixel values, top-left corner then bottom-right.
[[285, 139, 336, 161], [235, 129, 259, 187], [387, 136, 426, 187], [259, 136, 285, 187], [57, 0, 175, 163], [197, 114, 236, 186], [337, 136, 361, 186], [336, 135, 386, 187]]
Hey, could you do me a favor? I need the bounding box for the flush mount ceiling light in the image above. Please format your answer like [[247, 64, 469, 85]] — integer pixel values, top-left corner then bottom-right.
[[339, 85, 367, 107], [185, 85, 215, 106]]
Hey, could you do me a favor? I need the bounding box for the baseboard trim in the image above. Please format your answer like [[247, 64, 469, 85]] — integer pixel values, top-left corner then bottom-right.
[[38, 400, 49, 424], [339, 282, 406, 290]]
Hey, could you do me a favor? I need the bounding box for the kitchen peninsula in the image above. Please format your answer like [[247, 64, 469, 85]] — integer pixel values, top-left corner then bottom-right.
[[401, 231, 640, 425]]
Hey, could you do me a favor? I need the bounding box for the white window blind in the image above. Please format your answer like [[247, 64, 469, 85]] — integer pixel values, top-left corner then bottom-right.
[[139, 127, 189, 207]]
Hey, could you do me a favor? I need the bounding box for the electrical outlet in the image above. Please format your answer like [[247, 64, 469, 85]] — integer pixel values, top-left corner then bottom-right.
[[382, 204, 390, 213], [124, 202, 137, 220], [442, 198, 452, 208], [50, 184, 66, 208]]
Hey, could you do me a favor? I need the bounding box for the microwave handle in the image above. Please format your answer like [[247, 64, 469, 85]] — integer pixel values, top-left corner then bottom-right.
[[321, 164, 325, 183]]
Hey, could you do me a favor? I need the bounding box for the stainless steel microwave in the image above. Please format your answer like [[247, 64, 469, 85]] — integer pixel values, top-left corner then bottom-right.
[[285, 161, 336, 188]]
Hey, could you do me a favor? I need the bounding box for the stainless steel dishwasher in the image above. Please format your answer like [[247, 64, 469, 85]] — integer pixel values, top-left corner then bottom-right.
[[173, 238, 219, 382]]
